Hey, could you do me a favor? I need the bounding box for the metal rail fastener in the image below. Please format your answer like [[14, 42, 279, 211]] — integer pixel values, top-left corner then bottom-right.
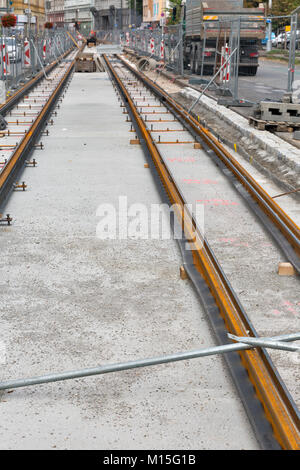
[[103, 54, 300, 450]]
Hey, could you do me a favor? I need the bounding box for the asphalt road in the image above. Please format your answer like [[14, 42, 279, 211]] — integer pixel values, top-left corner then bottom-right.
[[188, 58, 300, 108], [238, 58, 300, 103], [186, 57, 300, 145]]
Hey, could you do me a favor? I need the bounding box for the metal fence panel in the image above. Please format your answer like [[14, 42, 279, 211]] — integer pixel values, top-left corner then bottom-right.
[[0, 29, 74, 96], [123, 25, 184, 75]]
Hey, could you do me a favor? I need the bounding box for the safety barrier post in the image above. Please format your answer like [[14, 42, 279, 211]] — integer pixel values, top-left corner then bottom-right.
[[288, 12, 298, 92]]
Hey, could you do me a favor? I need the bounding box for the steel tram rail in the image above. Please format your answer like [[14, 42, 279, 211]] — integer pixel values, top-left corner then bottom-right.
[[116, 54, 300, 275], [0, 47, 74, 117], [0, 49, 79, 213], [103, 54, 300, 450]]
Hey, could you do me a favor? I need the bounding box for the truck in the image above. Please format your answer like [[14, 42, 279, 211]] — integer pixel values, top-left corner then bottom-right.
[[183, 0, 266, 76]]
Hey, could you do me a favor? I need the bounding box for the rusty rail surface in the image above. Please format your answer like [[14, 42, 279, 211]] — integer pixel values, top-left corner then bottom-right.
[[0, 50, 78, 212], [0, 47, 74, 117], [103, 54, 300, 450], [117, 54, 300, 274]]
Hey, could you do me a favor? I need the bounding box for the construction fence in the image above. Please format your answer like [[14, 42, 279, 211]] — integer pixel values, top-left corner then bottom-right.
[[121, 25, 184, 76], [96, 29, 123, 45], [120, 22, 241, 96], [0, 29, 75, 93]]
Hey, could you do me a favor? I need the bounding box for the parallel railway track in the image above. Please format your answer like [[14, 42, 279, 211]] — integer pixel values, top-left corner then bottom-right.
[[0, 47, 78, 215], [0, 47, 299, 450], [117, 55, 300, 273], [0, 48, 74, 117], [103, 54, 300, 450]]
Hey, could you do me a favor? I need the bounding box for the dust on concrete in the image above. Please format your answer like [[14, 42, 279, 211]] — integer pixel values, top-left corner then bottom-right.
[[173, 91, 300, 191], [126, 52, 300, 192], [120, 56, 300, 410], [0, 71, 258, 450]]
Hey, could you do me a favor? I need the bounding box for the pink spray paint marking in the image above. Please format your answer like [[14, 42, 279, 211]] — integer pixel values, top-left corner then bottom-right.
[[183, 178, 218, 185], [197, 198, 238, 206], [167, 157, 196, 163], [272, 300, 300, 317], [217, 237, 249, 248], [272, 309, 281, 316], [219, 237, 237, 244]]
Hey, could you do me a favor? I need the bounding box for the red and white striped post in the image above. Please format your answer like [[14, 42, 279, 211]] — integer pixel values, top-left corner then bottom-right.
[[126, 32, 129, 47], [160, 39, 165, 61], [77, 34, 83, 47], [24, 38, 31, 67], [160, 12, 165, 63], [42, 39, 46, 62], [221, 43, 231, 83], [150, 37, 155, 55], [221, 46, 225, 82], [2, 42, 10, 76]]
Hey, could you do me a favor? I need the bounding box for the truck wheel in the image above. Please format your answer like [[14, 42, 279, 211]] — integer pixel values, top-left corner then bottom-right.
[[239, 66, 257, 76], [247, 67, 258, 76], [190, 46, 196, 74], [190, 57, 195, 73], [195, 56, 201, 75], [203, 65, 213, 76]]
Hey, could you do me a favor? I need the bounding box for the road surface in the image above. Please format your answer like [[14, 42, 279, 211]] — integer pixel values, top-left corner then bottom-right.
[[238, 58, 300, 103]]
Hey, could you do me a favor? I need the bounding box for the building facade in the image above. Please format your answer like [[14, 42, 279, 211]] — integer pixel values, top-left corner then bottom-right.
[[142, 0, 152, 23], [0, 0, 7, 12], [4, 1, 47, 31], [143, 0, 168, 24], [46, 0, 64, 27], [92, 0, 141, 30], [64, 0, 92, 35]]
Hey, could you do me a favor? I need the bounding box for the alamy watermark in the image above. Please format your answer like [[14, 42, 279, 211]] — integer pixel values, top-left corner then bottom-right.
[[96, 196, 204, 249]]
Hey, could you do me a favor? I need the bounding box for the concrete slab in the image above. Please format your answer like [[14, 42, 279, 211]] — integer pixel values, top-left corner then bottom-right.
[[97, 44, 122, 55], [181, 87, 300, 188], [116, 70, 300, 409], [0, 72, 258, 449], [155, 121, 300, 411]]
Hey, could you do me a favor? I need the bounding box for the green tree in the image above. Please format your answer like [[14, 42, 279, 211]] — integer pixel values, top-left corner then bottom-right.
[[244, 0, 299, 14], [270, 0, 300, 30], [244, 1, 260, 7], [245, 0, 300, 30], [271, 0, 299, 16], [166, 0, 182, 25]]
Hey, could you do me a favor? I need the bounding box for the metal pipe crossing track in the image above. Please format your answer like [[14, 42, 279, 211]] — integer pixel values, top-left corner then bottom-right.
[[0, 47, 79, 216], [103, 54, 300, 450]]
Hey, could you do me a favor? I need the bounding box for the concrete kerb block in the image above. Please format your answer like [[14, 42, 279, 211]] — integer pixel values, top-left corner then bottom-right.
[[152, 67, 300, 183], [260, 101, 300, 124], [294, 130, 300, 140], [181, 87, 300, 187]]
